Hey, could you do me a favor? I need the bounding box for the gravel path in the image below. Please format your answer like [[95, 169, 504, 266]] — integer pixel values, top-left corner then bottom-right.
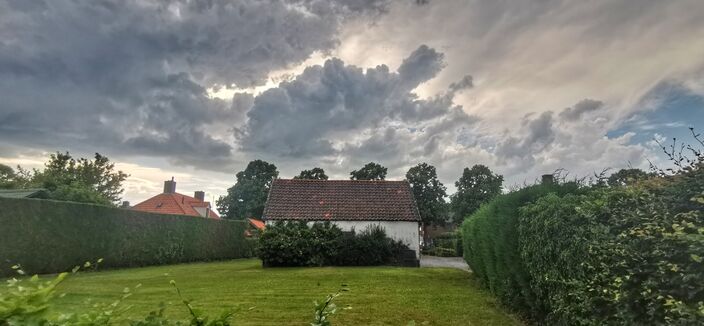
[[420, 256, 471, 272]]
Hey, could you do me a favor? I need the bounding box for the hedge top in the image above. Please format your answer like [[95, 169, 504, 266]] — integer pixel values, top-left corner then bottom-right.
[[263, 179, 421, 222]]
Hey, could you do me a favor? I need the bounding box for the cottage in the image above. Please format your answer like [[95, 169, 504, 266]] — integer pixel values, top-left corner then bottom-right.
[[131, 178, 219, 219], [262, 179, 422, 258]]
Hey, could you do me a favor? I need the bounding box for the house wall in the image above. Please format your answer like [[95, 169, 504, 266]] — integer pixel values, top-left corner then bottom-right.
[[265, 220, 420, 258]]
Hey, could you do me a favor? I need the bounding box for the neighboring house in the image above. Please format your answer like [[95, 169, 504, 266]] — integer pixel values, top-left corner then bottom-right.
[[262, 179, 422, 258], [0, 188, 49, 199], [245, 218, 266, 237], [131, 178, 219, 219]]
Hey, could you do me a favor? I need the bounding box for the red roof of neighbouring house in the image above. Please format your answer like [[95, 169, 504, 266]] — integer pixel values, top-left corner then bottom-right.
[[247, 218, 266, 230], [262, 179, 421, 222], [132, 192, 220, 219]]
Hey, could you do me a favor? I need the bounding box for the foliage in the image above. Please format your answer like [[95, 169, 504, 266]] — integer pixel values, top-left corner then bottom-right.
[[349, 162, 387, 181], [519, 171, 704, 325], [258, 222, 410, 267], [311, 286, 349, 326], [607, 168, 652, 187], [451, 165, 503, 222], [0, 198, 250, 277], [0, 152, 128, 205], [217, 160, 278, 219], [294, 168, 329, 180], [461, 182, 582, 321], [405, 163, 447, 226]]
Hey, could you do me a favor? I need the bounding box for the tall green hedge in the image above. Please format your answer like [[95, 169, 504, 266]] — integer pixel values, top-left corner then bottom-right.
[[519, 179, 704, 325], [460, 182, 582, 321], [0, 197, 251, 276]]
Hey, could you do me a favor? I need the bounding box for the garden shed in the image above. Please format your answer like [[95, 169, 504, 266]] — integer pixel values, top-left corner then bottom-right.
[[262, 179, 422, 258]]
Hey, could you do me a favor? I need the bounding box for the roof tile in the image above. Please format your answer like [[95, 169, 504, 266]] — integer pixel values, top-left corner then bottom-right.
[[263, 179, 421, 222]]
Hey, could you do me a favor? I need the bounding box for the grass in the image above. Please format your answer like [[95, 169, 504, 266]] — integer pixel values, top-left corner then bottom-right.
[[50, 259, 520, 325]]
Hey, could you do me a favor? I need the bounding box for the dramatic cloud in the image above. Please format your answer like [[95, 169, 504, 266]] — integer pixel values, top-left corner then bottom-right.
[[1, 0, 703, 204], [0, 0, 389, 169], [237, 45, 476, 164]]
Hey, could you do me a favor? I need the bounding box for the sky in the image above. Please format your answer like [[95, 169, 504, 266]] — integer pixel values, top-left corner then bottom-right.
[[1, 0, 703, 207]]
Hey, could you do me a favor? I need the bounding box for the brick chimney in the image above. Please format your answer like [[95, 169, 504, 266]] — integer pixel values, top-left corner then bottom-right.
[[163, 177, 176, 193], [194, 191, 205, 201], [541, 174, 555, 185]]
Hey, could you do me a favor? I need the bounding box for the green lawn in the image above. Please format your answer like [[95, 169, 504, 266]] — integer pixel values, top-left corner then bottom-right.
[[51, 259, 520, 325]]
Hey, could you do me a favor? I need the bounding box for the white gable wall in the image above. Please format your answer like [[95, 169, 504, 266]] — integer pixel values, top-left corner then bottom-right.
[[265, 220, 420, 258]]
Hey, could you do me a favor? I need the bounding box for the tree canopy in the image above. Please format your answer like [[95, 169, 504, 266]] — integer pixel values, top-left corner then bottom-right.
[[217, 160, 279, 219], [406, 163, 447, 226], [294, 167, 328, 180], [350, 162, 387, 180], [0, 152, 128, 205], [450, 164, 503, 221]]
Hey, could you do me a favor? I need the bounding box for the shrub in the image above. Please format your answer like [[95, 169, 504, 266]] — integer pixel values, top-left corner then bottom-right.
[[460, 182, 582, 321], [258, 222, 410, 267], [0, 198, 251, 277], [519, 173, 704, 325]]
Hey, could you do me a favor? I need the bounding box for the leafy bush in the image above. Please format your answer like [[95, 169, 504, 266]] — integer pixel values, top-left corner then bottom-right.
[[460, 182, 582, 321], [519, 172, 704, 325], [258, 222, 411, 267], [0, 198, 251, 277]]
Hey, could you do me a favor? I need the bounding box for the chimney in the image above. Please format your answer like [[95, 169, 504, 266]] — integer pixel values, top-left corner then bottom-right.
[[194, 191, 205, 201], [163, 177, 176, 193], [120, 201, 130, 208], [541, 174, 555, 185]]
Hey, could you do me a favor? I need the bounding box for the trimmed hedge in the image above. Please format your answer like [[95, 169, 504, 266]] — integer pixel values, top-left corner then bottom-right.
[[519, 178, 704, 325], [0, 197, 251, 276], [462, 168, 704, 324], [461, 182, 582, 321]]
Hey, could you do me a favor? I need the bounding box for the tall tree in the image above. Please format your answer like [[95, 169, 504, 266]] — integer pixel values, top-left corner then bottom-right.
[[217, 160, 279, 219], [406, 163, 447, 227], [294, 167, 328, 180], [35, 152, 128, 203], [350, 162, 387, 180], [0, 153, 128, 205], [450, 164, 503, 221]]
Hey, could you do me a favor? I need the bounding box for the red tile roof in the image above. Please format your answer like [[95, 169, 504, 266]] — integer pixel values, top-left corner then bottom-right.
[[247, 218, 266, 230], [132, 192, 220, 219], [263, 179, 421, 222]]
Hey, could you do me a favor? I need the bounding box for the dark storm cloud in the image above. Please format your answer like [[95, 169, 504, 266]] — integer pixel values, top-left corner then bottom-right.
[[0, 0, 387, 169], [496, 111, 556, 161], [237, 45, 477, 159], [559, 99, 604, 121], [448, 75, 474, 94]]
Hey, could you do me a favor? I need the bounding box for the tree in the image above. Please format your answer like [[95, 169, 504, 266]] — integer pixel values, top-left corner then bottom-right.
[[33, 152, 129, 203], [607, 168, 651, 187], [294, 167, 328, 180], [350, 162, 387, 180], [217, 160, 279, 219], [1, 152, 128, 205], [406, 163, 447, 227], [450, 164, 503, 221], [0, 164, 33, 189]]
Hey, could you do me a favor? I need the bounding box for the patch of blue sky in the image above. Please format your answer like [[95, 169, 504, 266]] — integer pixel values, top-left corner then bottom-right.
[[607, 81, 704, 147]]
